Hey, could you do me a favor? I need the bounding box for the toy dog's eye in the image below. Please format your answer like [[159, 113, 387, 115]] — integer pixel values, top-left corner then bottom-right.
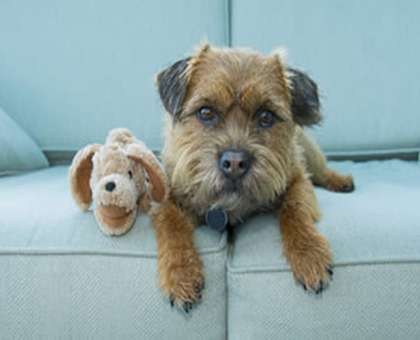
[[128, 170, 133, 179], [196, 106, 219, 127]]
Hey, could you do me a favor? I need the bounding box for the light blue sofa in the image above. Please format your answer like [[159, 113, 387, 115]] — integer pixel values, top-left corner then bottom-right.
[[1, 1, 419, 339]]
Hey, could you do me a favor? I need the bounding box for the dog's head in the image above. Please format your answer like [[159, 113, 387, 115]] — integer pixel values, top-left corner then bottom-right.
[[157, 45, 321, 218]]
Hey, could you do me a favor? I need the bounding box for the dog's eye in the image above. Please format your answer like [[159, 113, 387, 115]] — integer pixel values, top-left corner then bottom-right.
[[257, 110, 275, 128], [128, 170, 133, 179], [196, 107, 219, 127]]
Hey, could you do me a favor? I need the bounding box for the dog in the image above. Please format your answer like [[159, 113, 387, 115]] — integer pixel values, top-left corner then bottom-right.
[[152, 44, 354, 312]]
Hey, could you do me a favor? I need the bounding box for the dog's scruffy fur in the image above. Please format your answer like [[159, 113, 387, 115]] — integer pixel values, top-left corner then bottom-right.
[[152, 44, 354, 312]]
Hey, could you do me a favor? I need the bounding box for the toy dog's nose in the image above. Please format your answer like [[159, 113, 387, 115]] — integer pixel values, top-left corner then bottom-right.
[[105, 181, 116, 192]]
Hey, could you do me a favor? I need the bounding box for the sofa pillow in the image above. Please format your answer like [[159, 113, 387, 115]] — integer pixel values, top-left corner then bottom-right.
[[0, 107, 48, 175]]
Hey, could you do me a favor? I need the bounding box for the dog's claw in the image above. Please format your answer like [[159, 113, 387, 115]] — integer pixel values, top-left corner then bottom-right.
[[168, 297, 196, 314], [343, 181, 355, 193], [183, 302, 193, 313], [297, 280, 307, 291], [327, 267, 334, 277], [297, 263, 333, 294], [315, 282, 324, 294], [166, 278, 204, 314]]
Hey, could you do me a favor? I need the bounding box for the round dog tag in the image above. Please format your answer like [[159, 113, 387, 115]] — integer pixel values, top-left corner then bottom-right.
[[205, 208, 228, 232]]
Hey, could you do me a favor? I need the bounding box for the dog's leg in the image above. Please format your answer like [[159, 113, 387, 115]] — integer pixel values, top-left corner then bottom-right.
[[298, 128, 355, 193], [277, 171, 333, 293], [151, 200, 204, 312]]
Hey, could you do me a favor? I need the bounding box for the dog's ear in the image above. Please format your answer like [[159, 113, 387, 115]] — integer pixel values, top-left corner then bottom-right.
[[156, 57, 191, 117], [69, 144, 101, 211], [287, 67, 322, 126], [126, 144, 168, 203]]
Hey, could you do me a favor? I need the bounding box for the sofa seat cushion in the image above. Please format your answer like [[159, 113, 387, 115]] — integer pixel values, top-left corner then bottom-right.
[[228, 160, 420, 340], [0, 166, 227, 339]]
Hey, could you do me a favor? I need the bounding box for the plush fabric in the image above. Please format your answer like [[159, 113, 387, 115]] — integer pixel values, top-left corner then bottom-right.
[[231, 0, 420, 152], [0, 106, 48, 175], [228, 160, 420, 339], [0, 0, 228, 152], [0, 166, 227, 339]]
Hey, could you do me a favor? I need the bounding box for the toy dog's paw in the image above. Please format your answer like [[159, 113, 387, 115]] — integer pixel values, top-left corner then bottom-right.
[[160, 257, 205, 313]]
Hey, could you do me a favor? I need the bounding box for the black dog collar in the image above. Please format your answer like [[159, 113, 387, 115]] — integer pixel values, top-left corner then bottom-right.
[[205, 208, 228, 232]]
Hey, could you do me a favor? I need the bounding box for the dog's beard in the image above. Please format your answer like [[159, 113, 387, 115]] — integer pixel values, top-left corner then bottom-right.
[[170, 142, 290, 217]]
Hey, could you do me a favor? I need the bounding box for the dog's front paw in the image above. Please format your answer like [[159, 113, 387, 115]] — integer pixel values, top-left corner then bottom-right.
[[289, 235, 333, 294], [166, 267, 204, 313], [295, 262, 333, 294], [159, 252, 204, 313]]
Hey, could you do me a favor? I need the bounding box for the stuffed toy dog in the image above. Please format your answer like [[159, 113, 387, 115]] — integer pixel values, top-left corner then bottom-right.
[[69, 128, 168, 236]]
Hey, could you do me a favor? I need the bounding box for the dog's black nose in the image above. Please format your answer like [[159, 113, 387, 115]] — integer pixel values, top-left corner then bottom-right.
[[219, 149, 252, 179], [105, 181, 116, 192]]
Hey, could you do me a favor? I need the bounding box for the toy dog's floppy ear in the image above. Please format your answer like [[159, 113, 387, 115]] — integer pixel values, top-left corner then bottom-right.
[[69, 144, 101, 211], [287, 67, 322, 126], [126, 144, 168, 203]]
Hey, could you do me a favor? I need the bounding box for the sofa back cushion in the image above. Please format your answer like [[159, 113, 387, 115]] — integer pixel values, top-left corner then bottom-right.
[[231, 0, 420, 152], [0, 107, 49, 175], [0, 0, 228, 153], [2, 1, 418, 155]]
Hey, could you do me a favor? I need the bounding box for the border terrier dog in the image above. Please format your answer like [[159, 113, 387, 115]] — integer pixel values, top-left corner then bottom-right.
[[152, 44, 354, 312]]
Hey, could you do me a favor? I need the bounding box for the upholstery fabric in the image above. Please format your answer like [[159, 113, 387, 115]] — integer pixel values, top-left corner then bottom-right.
[[0, 0, 228, 152], [0, 166, 228, 339], [0, 106, 48, 175], [228, 160, 420, 339], [231, 0, 420, 152], [1, 2, 420, 339]]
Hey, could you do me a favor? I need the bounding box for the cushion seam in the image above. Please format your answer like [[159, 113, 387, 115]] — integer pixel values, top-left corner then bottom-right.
[[0, 232, 228, 258], [227, 258, 420, 275]]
